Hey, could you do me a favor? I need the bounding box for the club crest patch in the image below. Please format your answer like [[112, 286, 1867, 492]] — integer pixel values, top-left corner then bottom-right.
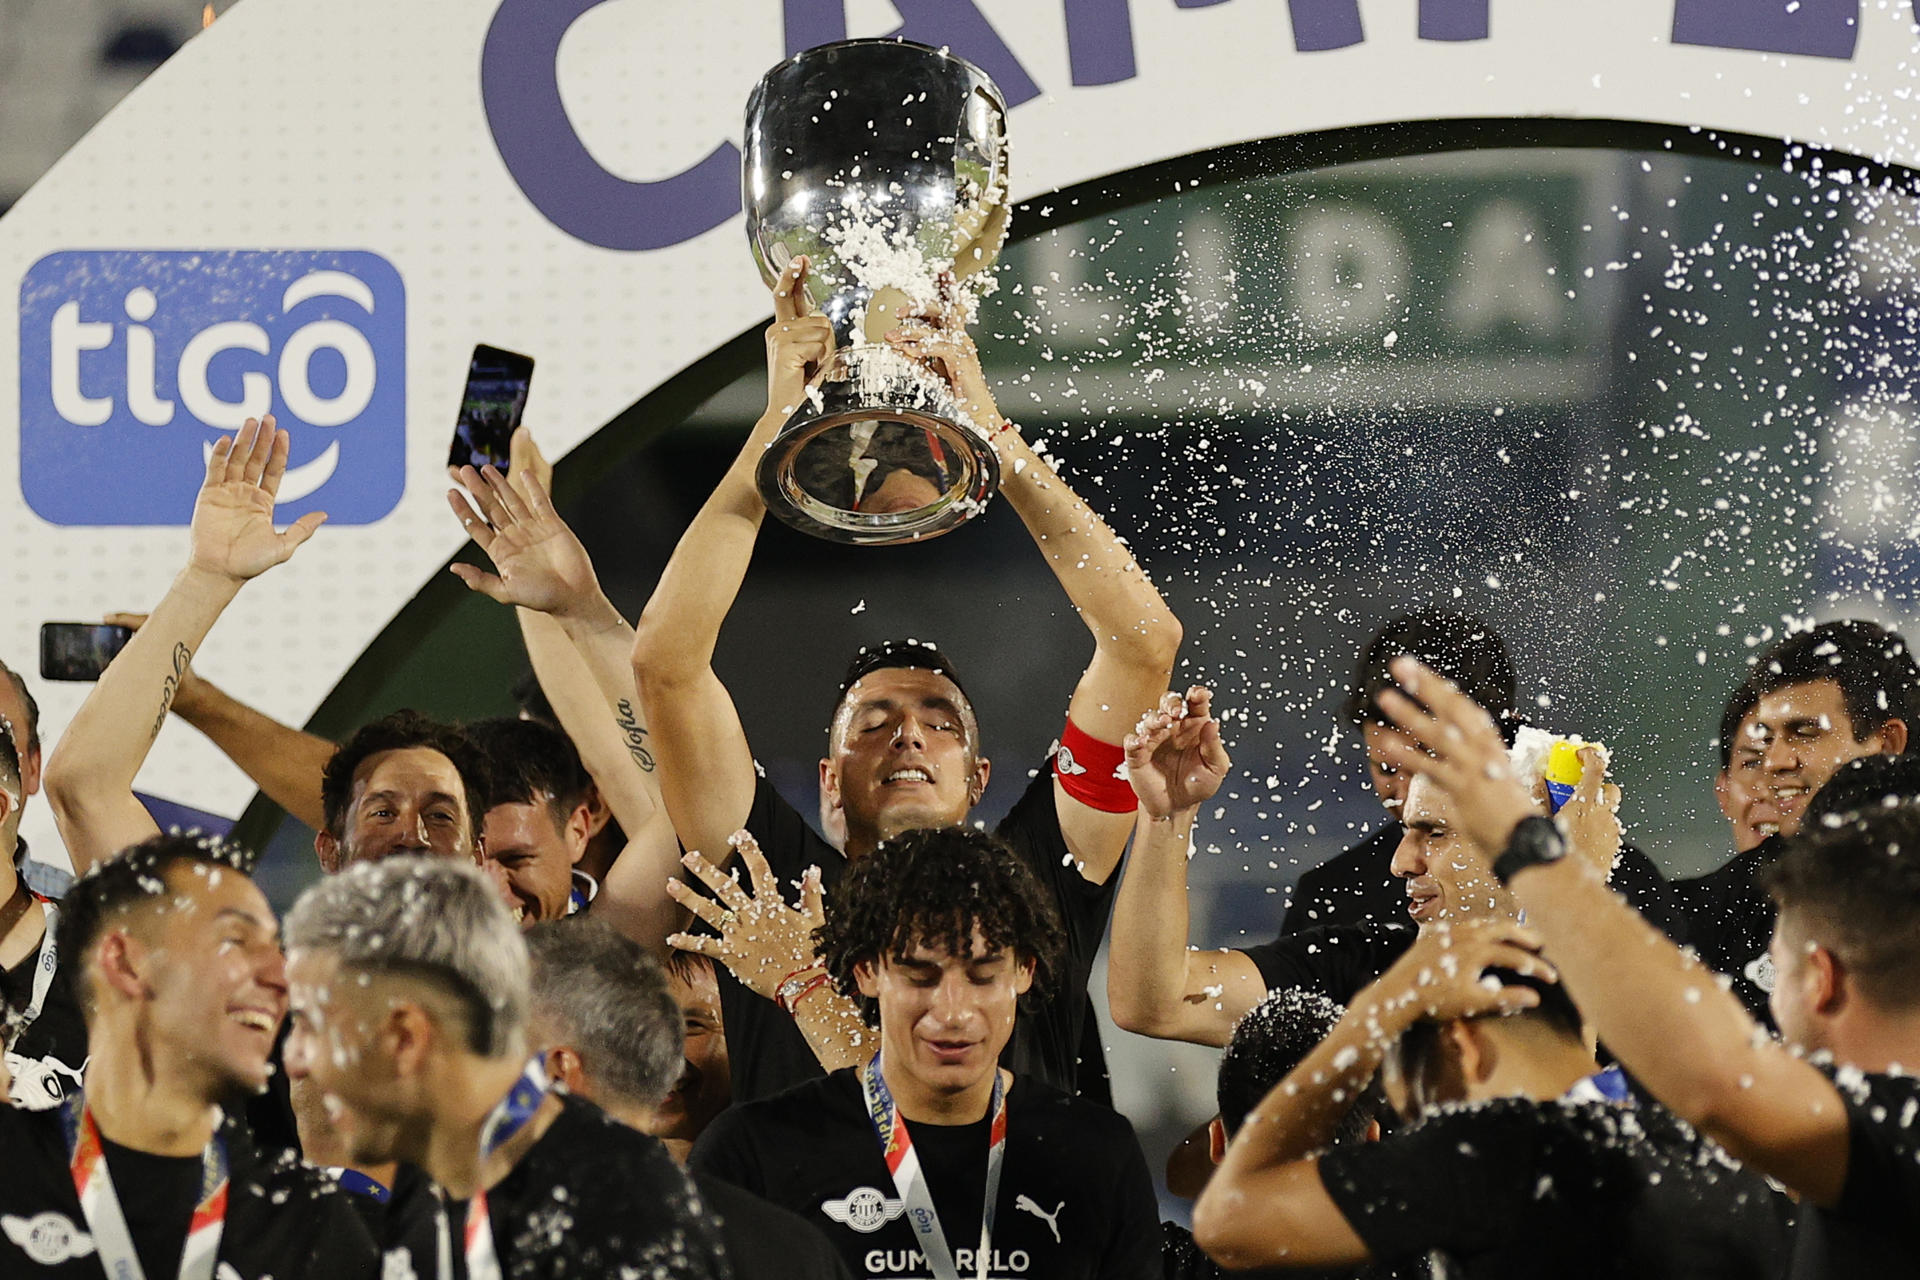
[[2, 1212, 96, 1265], [822, 1187, 907, 1233]]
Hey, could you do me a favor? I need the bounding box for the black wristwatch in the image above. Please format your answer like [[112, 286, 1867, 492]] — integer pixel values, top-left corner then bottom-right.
[[1492, 815, 1568, 885]]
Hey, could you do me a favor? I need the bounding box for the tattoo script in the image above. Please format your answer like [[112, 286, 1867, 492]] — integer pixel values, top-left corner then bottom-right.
[[615, 699, 656, 772], [152, 643, 192, 740]]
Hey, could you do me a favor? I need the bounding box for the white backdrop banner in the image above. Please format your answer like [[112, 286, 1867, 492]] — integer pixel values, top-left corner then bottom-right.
[[5, 0, 1917, 857]]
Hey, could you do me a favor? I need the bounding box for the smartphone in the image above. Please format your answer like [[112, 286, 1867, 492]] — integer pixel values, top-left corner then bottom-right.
[[39, 623, 134, 682], [449, 344, 536, 472]]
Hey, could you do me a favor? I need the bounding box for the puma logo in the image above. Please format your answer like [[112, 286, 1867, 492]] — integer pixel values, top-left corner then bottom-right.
[[1014, 1195, 1064, 1243]]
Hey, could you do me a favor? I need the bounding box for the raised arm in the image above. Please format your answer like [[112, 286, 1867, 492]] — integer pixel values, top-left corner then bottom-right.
[[102, 614, 333, 831], [445, 433, 686, 947], [888, 314, 1181, 883], [1375, 657, 1853, 1208], [630, 257, 835, 863], [447, 427, 660, 829], [45, 418, 325, 870], [1193, 921, 1544, 1270], [1106, 688, 1266, 1048]]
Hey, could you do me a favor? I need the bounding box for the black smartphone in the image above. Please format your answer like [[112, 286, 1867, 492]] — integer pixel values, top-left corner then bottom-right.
[[450, 344, 536, 472], [40, 622, 135, 682]]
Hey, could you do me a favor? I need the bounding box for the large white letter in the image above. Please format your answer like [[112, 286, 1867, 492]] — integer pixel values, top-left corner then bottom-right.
[[1287, 204, 1407, 339], [50, 301, 112, 426], [178, 321, 271, 427], [278, 319, 376, 427], [1446, 200, 1565, 338]]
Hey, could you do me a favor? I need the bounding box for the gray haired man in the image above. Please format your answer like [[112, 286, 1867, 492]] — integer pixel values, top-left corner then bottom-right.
[[284, 857, 731, 1279], [526, 919, 851, 1279]]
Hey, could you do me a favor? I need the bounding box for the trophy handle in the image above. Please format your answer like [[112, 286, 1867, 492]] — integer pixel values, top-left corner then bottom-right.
[[952, 88, 1009, 284]]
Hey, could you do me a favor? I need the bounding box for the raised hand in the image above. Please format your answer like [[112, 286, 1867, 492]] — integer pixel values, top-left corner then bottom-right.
[[1374, 917, 1557, 1025], [1562, 745, 1625, 879], [188, 416, 326, 582], [765, 255, 836, 417], [446, 435, 601, 619], [1374, 656, 1537, 861], [884, 289, 1000, 427], [1124, 686, 1231, 819], [666, 831, 826, 1001]]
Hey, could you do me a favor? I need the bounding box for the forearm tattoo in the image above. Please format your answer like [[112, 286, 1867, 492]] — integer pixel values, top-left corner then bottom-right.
[[151, 643, 192, 740], [615, 699, 656, 772]]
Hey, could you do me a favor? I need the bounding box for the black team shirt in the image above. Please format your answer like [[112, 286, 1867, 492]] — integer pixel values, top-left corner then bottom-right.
[[0, 1105, 379, 1278], [1318, 1095, 1793, 1278], [724, 763, 1116, 1105], [2, 910, 88, 1111], [427, 1093, 731, 1280], [691, 1068, 1159, 1280], [1672, 833, 1784, 1026], [1788, 1065, 1920, 1277]]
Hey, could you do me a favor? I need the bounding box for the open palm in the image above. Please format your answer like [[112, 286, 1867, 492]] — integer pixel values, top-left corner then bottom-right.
[[188, 416, 326, 581], [1125, 687, 1231, 818]]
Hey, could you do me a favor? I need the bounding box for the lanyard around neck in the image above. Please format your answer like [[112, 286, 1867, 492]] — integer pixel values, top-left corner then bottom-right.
[[859, 1052, 1008, 1280], [440, 1056, 552, 1280], [62, 1097, 229, 1280], [7, 899, 58, 1045]]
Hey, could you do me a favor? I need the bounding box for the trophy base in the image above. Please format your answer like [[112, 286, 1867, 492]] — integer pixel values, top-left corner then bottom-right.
[[756, 346, 1002, 546]]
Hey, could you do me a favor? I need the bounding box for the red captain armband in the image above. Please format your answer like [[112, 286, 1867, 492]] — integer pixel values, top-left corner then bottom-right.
[[1052, 718, 1138, 814]]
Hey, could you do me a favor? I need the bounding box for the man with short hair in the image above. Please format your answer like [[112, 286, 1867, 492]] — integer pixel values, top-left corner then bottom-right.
[[0, 658, 72, 900], [1284, 609, 1518, 933], [526, 919, 850, 1279], [633, 259, 1181, 1104], [1194, 919, 1791, 1277], [0, 719, 86, 1109], [314, 708, 487, 872], [657, 950, 733, 1161], [1681, 619, 1918, 1018], [284, 856, 730, 1279], [1162, 989, 1413, 1280], [468, 716, 597, 926], [1372, 655, 1920, 1276], [0, 833, 379, 1278], [692, 825, 1158, 1280]]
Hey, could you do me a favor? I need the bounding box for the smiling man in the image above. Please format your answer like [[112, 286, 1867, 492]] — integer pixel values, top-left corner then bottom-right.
[[691, 826, 1158, 1280], [0, 834, 377, 1279], [467, 716, 596, 927], [1679, 620, 1918, 1020], [284, 856, 730, 1279]]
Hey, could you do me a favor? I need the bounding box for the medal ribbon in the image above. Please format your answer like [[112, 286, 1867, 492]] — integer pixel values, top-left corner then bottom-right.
[[859, 1051, 1007, 1280], [1564, 1064, 1632, 1106], [445, 1056, 552, 1280], [62, 1096, 229, 1280]]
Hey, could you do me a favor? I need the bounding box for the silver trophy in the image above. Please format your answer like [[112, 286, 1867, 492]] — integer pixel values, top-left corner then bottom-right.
[[743, 39, 1011, 545]]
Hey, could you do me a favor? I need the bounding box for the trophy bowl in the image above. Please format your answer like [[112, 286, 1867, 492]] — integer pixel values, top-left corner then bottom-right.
[[743, 39, 1011, 545]]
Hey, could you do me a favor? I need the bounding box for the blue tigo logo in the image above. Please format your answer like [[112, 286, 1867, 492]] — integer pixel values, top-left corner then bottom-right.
[[20, 250, 406, 526]]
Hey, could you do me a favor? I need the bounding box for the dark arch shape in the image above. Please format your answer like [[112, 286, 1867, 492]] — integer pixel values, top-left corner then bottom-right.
[[231, 113, 1920, 858]]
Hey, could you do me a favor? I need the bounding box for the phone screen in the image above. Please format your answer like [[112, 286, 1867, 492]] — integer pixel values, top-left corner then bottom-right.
[[450, 344, 536, 472], [39, 623, 135, 682]]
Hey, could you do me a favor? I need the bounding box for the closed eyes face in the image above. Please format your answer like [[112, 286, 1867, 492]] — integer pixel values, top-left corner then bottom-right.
[[1392, 776, 1516, 926], [856, 927, 1031, 1096], [825, 667, 986, 849]]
